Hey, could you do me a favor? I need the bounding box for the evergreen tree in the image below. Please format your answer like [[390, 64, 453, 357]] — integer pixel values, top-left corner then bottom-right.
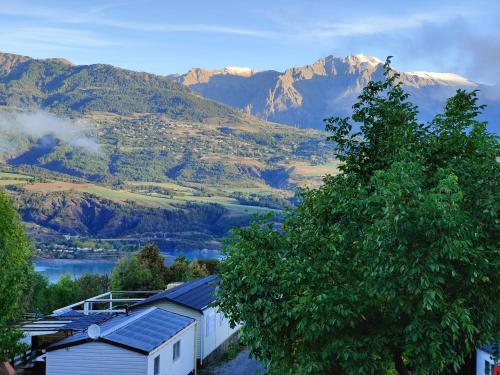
[[137, 244, 171, 285]]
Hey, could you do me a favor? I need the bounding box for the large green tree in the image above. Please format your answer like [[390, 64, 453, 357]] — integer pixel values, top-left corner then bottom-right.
[[0, 189, 32, 360], [110, 245, 211, 291], [217, 60, 499, 374], [110, 255, 158, 291]]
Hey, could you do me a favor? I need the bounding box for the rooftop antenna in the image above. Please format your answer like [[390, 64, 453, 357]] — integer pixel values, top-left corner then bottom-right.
[[87, 324, 101, 340]]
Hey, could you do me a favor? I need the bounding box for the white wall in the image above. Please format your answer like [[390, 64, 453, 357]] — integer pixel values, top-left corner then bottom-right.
[[147, 324, 196, 375], [47, 325, 196, 375], [477, 349, 498, 374], [46, 341, 147, 375], [202, 307, 241, 359]]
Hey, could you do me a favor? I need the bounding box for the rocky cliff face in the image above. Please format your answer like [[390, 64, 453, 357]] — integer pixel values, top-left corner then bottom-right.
[[173, 54, 498, 132]]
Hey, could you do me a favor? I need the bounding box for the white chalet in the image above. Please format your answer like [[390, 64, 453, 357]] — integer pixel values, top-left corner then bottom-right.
[[45, 307, 196, 375], [132, 275, 240, 364]]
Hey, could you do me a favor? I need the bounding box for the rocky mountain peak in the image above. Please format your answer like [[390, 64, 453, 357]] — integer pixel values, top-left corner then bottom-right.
[[171, 52, 498, 132], [222, 66, 255, 76]]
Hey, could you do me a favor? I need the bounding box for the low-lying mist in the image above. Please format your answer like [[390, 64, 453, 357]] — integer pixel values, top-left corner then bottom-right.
[[0, 110, 101, 157]]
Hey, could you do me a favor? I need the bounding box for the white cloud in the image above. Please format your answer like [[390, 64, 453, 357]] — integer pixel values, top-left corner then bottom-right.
[[0, 1, 483, 43], [0, 2, 282, 39], [0, 27, 115, 52], [0, 111, 101, 155]]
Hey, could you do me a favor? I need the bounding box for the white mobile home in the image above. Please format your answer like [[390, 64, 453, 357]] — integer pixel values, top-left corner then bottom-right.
[[132, 275, 240, 364], [46, 307, 196, 375]]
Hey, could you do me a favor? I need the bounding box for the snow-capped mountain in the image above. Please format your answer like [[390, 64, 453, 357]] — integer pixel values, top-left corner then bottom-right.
[[171, 54, 498, 133]]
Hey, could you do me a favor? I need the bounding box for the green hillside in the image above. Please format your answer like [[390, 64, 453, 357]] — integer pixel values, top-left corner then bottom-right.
[[0, 51, 337, 253], [0, 51, 235, 120]]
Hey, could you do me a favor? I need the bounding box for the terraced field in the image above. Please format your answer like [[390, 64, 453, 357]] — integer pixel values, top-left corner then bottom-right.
[[0, 172, 32, 179], [1, 172, 278, 215]]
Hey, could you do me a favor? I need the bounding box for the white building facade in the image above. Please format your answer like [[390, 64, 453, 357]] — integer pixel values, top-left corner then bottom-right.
[[132, 275, 240, 364], [477, 345, 500, 375], [46, 307, 196, 375]]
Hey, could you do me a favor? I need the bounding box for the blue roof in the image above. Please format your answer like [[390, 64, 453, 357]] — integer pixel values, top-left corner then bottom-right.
[[132, 275, 219, 312], [50, 309, 113, 331], [48, 307, 195, 354], [52, 309, 84, 319], [58, 313, 113, 330], [480, 343, 500, 355]]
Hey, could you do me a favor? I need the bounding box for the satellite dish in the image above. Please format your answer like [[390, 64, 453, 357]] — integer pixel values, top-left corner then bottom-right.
[[87, 324, 101, 340]]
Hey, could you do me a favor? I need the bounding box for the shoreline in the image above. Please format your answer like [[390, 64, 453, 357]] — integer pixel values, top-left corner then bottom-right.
[[34, 257, 119, 264], [34, 249, 222, 265]]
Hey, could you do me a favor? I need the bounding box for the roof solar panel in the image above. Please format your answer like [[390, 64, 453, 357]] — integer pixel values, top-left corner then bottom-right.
[[48, 308, 194, 354], [58, 313, 112, 330]]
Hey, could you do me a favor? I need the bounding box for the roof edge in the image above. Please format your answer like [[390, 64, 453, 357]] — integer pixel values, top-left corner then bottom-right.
[[47, 337, 92, 352], [134, 297, 205, 313], [47, 336, 149, 355], [148, 320, 197, 356]]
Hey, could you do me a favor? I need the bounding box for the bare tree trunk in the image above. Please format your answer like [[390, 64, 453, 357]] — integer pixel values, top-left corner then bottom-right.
[[442, 351, 475, 374], [393, 350, 410, 375]]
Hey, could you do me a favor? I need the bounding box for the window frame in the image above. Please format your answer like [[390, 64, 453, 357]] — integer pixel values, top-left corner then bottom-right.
[[153, 355, 160, 375], [218, 312, 224, 327], [486, 360, 492, 375], [206, 312, 216, 337], [173, 340, 181, 362]]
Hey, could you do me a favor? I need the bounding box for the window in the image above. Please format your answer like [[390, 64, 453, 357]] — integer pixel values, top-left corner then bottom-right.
[[218, 312, 224, 327], [154, 355, 160, 375], [486, 361, 492, 375], [206, 313, 216, 337], [173, 340, 181, 361]]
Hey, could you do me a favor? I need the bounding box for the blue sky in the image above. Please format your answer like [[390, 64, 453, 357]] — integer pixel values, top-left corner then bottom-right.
[[1, 0, 499, 84]]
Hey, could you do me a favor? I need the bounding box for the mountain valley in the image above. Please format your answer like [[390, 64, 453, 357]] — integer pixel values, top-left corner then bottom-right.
[[0, 51, 336, 253], [1, 50, 497, 255]]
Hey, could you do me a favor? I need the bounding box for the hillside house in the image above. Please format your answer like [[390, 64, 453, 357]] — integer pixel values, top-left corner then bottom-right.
[[46, 307, 196, 375], [132, 275, 240, 364], [477, 344, 500, 375]]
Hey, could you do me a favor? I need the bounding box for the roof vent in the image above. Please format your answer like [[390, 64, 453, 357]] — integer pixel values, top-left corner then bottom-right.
[[87, 324, 101, 340]]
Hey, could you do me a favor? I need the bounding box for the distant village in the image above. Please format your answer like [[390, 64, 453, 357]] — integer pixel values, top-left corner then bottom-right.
[[35, 243, 123, 260]]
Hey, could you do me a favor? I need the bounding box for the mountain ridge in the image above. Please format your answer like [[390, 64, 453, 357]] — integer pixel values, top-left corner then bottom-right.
[[0, 50, 239, 122], [171, 53, 498, 132], [0, 50, 496, 252], [0, 50, 336, 251]]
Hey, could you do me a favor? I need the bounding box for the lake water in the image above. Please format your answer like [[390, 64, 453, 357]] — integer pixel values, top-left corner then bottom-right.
[[35, 249, 222, 283]]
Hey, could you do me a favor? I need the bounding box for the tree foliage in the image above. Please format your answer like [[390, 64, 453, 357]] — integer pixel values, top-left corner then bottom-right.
[[217, 59, 499, 374], [26, 245, 217, 316], [0, 189, 31, 360], [110, 255, 157, 291], [27, 272, 110, 314], [110, 245, 211, 291]]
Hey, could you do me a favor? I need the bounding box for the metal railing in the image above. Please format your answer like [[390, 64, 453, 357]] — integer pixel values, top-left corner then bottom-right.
[[52, 290, 161, 315], [11, 348, 32, 368]]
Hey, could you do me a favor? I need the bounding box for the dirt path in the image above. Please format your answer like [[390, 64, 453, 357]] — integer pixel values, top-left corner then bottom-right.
[[210, 349, 266, 375]]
